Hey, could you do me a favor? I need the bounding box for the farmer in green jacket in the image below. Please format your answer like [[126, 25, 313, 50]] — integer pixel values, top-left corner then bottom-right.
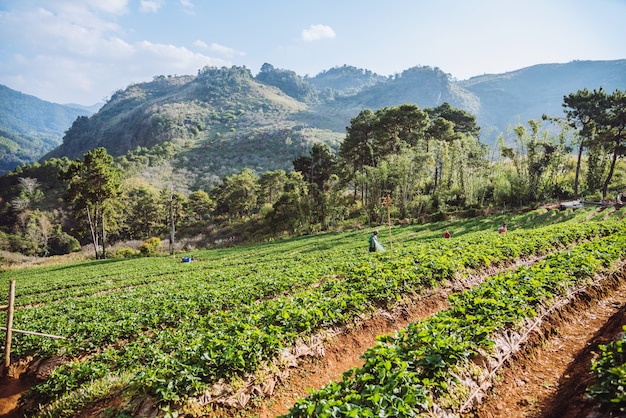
[[369, 230, 380, 252]]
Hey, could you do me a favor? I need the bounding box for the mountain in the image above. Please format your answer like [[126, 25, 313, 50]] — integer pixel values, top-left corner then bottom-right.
[[460, 60, 626, 134], [0, 85, 96, 174], [3, 59, 626, 189]]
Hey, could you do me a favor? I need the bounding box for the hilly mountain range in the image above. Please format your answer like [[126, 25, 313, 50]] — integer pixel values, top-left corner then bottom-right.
[[0, 85, 99, 174], [1, 59, 625, 192]]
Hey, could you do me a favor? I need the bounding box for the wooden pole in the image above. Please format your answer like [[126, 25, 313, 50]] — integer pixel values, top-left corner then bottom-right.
[[169, 185, 175, 256], [4, 280, 15, 369], [382, 196, 393, 254], [0, 327, 65, 340]]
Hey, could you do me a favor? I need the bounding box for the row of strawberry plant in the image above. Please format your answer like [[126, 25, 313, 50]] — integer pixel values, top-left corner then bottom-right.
[[283, 229, 626, 417], [0, 206, 601, 306], [21, 220, 623, 416], [8, 218, 618, 360], [586, 325, 626, 412]]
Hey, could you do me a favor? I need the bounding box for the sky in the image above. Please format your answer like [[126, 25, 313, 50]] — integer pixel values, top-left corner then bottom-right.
[[1, 0, 625, 106]]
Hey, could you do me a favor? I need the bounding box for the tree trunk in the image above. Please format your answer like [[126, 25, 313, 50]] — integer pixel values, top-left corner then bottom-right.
[[86, 207, 99, 259], [101, 214, 107, 259], [169, 189, 175, 255], [601, 146, 619, 201], [573, 140, 584, 199]]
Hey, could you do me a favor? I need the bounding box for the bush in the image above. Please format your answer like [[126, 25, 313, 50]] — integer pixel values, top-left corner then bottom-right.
[[139, 237, 161, 257], [587, 327, 626, 411], [8, 233, 39, 256], [113, 247, 139, 258], [47, 231, 81, 256]]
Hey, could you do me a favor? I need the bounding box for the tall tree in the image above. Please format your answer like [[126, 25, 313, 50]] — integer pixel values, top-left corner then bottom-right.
[[373, 104, 429, 159], [598, 89, 626, 199], [124, 187, 162, 239], [563, 88, 626, 200], [562, 88, 607, 199], [293, 143, 337, 225], [258, 170, 287, 206], [339, 109, 376, 182], [267, 171, 310, 232], [426, 102, 481, 138], [187, 190, 215, 222], [212, 169, 259, 219], [60, 147, 122, 259]]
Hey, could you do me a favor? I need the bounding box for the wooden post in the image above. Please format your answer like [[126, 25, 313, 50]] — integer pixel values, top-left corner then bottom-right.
[[4, 280, 15, 369], [382, 196, 393, 254], [169, 184, 175, 256]]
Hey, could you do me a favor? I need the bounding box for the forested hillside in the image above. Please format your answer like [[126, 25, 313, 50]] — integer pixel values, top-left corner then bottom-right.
[[0, 85, 94, 174], [2, 60, 625, 180], [1, 60, 625, 264]]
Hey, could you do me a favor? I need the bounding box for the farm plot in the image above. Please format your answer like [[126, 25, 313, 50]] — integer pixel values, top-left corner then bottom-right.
[[282, 229, 626, 417], [0, 207, 623, 417]]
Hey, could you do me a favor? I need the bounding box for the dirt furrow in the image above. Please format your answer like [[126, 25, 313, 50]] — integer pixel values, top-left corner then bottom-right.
[[469, 272, 626, 418]]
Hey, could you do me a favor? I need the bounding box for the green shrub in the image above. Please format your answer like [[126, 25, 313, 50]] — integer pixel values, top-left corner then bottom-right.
[[8, 233, 39, 256], [139, 237, 161, 256], [47, 231, 81, 256], [587, 327, 626, 411], [113, 247, 139, 258]]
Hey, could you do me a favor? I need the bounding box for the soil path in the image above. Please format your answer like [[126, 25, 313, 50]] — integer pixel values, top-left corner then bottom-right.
[[0, 376, 30, 418], [469, 274, 626, 418], [251, 289, 452, 418]]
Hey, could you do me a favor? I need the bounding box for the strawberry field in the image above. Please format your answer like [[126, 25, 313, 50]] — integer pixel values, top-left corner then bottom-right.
[[1, 206, 625, 417]]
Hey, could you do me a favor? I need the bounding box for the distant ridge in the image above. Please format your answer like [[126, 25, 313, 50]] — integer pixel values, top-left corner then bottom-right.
[[0, 85, 95, 173], [1, 59, 625, 183]]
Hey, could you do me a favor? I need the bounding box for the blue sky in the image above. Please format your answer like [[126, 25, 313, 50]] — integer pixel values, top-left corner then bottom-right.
[[1, 0, 625, 106]]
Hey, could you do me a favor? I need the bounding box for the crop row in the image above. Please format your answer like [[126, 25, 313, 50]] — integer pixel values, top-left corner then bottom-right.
[[7, 218, 619, 359], [587, 325, 626, 412], [17, 218, 624, 416], [283, 230, 626, 417], [3, 206, 612, 305]]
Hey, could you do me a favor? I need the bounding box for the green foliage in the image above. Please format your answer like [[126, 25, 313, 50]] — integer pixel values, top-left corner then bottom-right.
[[47, 229, 81, 256], [306, 65, 388, 96], [60, 147, 122, 259], [139, 237, 161, 256], [284, 225, 626, 417], [211, 168, 259, 218], [112, 247, 139, 258], [256, 63, 318, 102], [587, 326, 626, 411], [1, 211, 622, 416]]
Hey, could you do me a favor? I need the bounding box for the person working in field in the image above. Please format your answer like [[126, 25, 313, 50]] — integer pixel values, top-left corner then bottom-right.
[[369, 230, 384, 252], [443, 230, 451, 238], [498, 223, 507, 234]]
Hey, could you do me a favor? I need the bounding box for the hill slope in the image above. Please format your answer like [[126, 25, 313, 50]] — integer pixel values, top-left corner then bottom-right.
[[461, 59, 626, 132], [3, 59, 626, 187], [0, 85, 94, 174]]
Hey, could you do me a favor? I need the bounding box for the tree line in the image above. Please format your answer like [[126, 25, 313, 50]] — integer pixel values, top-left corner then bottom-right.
[[0, 88, 624, 260]]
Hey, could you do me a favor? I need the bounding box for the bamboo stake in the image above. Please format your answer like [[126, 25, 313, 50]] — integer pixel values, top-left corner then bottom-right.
[[0, 327, 65, 340], [4, 280, 15, 369]]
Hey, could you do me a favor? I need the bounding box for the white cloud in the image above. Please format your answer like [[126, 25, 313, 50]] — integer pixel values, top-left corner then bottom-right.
[[301, 24, 336, 42], [194, 40, 244, 58], [193, 40, 209, 49], [210, 43, 244, 58], [139, 0, 164, 13], [179, 0, 195, 14], [0, 1, 230, 104], [88, 0, 129, 15]]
